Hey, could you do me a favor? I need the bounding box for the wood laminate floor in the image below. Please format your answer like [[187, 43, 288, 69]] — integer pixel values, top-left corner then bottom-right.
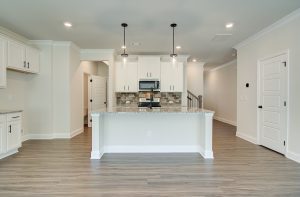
[[0, 121, 300, 196]]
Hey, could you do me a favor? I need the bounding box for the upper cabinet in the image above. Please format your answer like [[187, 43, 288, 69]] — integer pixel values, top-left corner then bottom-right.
[[115, 61, 138, 92], [7, 39, 39, 74], [138, 56, 161, 80], [0, 36, 7, 88], [25, 46, 39, 73], [161, 62, 184, 92]]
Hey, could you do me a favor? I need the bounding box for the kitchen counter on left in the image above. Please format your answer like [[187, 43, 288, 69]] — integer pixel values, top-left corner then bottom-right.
[[0, 110, 23, 114]]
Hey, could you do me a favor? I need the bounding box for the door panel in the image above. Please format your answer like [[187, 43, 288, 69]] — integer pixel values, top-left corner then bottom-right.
[[259, 54, 287, 154], [26, 47, 39, 73], [0, 121, 6, 154], [126, 62, 138, 92], [7, 121, 21, 151], [115, 62, 126, 92], [88, 75, 107, 127], [7, 40, 25, 70]]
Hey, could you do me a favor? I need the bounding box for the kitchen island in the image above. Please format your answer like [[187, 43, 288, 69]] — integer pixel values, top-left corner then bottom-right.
[[91, 107, 214, 159]]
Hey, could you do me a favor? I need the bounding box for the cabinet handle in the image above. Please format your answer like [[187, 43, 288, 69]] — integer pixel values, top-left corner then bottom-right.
[[147, 72, 148, 77], [12, 116, 20, 119], [27, 62, 30, 68], [24, 61, 26, 68], [127, 85, 129, 90], [170, 85, 171, 90], [9, 125, 12, 133], [173, 85, 174, 90], [123, 86, 125, 90], [150, 73, 152, 77]]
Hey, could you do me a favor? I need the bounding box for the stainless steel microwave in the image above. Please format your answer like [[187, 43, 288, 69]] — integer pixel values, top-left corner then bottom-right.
[[139, 80, 160, 91]]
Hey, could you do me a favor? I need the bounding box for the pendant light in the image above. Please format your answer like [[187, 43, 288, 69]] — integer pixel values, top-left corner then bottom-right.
[[121, 23, 128, 62], [170, 23, 177, 63]]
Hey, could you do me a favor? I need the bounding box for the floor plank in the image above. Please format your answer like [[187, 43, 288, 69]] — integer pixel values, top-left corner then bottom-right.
[[0, 120, 299, 196]]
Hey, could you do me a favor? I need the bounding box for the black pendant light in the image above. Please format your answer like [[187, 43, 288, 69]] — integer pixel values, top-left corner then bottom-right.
[[121, 23, 128, 58], [170, 23, 177, 58]]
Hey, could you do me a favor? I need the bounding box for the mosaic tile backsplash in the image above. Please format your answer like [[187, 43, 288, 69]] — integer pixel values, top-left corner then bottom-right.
[[116, 92, 182, 107]]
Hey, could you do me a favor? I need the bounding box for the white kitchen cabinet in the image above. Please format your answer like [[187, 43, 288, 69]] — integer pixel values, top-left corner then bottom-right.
[[0, 36, 7, 88], [0, 112, 22, 159], [7, 39, 39, 73], [25, 46, 40, 73], [7, 120, 21, 152], [138, 56, 161, 79], [161, 61, 183, 92], [115, 62, 138, 92], [7, 39, 26, 71], [0, 115, 6, 154]]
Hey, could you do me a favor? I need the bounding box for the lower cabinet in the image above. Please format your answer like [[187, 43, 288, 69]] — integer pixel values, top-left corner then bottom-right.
[[0, 112, 22, 159], [0, 116, 6, 155]]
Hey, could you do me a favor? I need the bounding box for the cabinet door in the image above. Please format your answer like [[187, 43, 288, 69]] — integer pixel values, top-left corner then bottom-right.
[[115, 62, 127, 92], [0, 36, 7, 88], [173, 62, 184, 92], [7, 40, 26, 71], [126, 62, 138, 92], [0, 117, 6, 154], [160, 62, 172, 92], [7, 121, 21, 152], [26, 46, 40, 73], [138, 57, 161, 79]]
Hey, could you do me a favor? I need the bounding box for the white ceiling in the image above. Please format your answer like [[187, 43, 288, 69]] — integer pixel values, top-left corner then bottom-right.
[[1, 0, 300, 69]]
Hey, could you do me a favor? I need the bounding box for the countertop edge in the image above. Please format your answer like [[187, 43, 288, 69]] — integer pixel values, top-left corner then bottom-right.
[[0, 110, 23, 114]]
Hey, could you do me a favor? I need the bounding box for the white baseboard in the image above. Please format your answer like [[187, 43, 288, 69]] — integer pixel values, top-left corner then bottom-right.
[[22, 129, 84, 141], [24, 133, 55, 140], [70, 127, 84, 138], [214, 116, 237, 126], [0, 149, 18, 159], [104, 145, 201, 153], [286, 151, 300, 163], [198, 146, 214, 159], [90, 151, 104, 159], [236, 132, 258, 144], [22, 134, 30, 142]]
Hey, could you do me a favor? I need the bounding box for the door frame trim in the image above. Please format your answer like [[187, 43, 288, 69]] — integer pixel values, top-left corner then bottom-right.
[[256, 49, 290, 155]]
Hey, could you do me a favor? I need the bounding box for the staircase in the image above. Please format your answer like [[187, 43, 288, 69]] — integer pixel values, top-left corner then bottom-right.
[[187, 90, 202, 108]]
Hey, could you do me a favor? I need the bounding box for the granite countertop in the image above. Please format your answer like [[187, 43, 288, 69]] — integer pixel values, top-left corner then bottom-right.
[[92, 107, 214, 114], [0, 110, 23, 114]]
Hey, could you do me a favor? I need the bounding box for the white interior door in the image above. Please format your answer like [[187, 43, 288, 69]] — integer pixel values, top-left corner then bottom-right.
[[259, 53, 287, 154], [88, 75, 107, 127]]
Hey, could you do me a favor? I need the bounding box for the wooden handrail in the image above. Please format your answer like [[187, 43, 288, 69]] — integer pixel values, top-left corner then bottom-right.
[[187, 90, 202, 108]]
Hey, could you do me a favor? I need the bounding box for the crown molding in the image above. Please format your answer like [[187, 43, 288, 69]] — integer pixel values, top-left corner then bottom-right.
[[208, 59, 237, 72], [0, 26, 28, 43], [28, 40, 54, 45], [234, 8, 300, 50]]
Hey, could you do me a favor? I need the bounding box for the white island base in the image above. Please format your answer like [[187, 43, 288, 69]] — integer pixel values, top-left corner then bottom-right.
[[91, 107, 214, 160]]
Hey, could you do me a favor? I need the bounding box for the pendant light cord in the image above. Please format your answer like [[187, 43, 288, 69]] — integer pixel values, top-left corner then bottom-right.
[[172, 26, 175, 55], [123, 25, 126, 54]]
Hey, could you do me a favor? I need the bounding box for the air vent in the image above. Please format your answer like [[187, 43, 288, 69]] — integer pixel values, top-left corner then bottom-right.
[[211, 34, 232, 42]]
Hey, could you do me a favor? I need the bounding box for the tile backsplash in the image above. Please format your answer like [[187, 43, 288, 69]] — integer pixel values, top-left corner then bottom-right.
[[116, 93, 139, 107], [116, 92, 182, 107], [160, 92, 182, 107]]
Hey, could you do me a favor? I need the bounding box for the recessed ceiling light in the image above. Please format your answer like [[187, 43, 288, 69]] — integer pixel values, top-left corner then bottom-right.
[[226, 22, 234, 29], [192, 59, 197, 62], [64, 22, 72, 27], [131, 42, 141, 46], [176, 46, 181, 49]]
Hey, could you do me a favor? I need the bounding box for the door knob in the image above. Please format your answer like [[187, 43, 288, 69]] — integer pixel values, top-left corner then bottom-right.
[[258, 105, 263, 109]]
